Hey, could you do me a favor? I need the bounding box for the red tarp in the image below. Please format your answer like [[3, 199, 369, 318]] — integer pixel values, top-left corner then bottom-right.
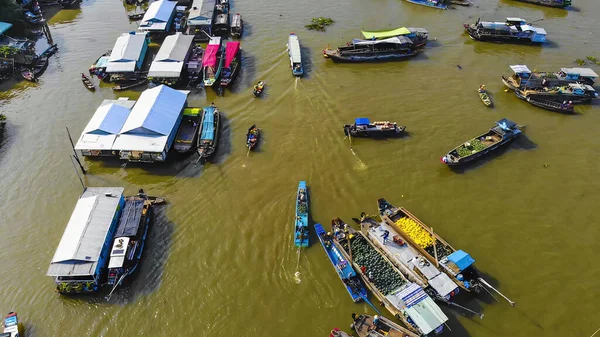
[[202, 43, 219, 67], [223, 41, 240, 68]]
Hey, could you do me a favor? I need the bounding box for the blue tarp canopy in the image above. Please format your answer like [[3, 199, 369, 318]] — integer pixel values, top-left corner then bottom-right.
[[447, 250, 475, 271], [200, 107, 215, 140], [496, 118, 517, 130], [355, 118, 370, 125], [0, 22, 12, 36]]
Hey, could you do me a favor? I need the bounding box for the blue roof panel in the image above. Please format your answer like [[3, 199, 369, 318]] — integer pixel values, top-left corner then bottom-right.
[[447, 250, 475, 271], [355, 118, 370, 125], [0, 22, 12, 35], [200, 107, 215, 140]]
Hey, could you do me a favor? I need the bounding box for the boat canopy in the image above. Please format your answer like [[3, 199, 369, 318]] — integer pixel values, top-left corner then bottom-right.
[[447, 250, 475, 271], [224, 41, 240, 68], [561, 67, 598, 78], [231, 13, 242, 27], [108, 236, 129, 269], [506, 17, 526, 24], [496, 118, 518, 131], [361, 27, 411, 39], [0, 22, 12, 36], [394, 283, 448, 335], [351, 36, 412, 46], [517, 25, 546, 35], [200, 107, 215, 140], [288, 34, 301, 63], [355, 118, 370, 125], [202, 37, 221, 67], [509, 64, 531, 74], [115, 199, 145, 237]]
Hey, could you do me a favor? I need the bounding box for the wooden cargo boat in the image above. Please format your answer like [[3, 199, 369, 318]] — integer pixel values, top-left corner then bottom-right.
[[220, 41, 241, 87], [509, 0, 571, 8], [463, 18, 547, 44], [174, 108, 201, 153], [502, 65, 598, 91], [478, 85, 492, 107], [186, 45, 203, 85], [526, 97, 574, 113], [324, 37, 418, 63], [112, 79, 147, 91], [515, 83, 598, 104], [441, 119, 521, 166], [202, 37, 224, 87], [197, 106, 220, 159], [213, 0, 230, 35], [294, 181, 309, 247], [352, 314, 414, 337], [2, 312, 21, 337], [288, 33, 304, 76], [246, 124, 259, 150], [230, 13, 243, 38], [343, 118, 405, 138], [314, 223, 368, 302], [253, 81, 265, 97], [81, 73, 95, 90], [404, 0, 448, 9], [332, 219, 447, 336], [361, 27, 429, 48]]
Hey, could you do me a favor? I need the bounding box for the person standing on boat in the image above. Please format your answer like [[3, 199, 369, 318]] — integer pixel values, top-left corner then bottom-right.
[[381, 230, 390, 244]]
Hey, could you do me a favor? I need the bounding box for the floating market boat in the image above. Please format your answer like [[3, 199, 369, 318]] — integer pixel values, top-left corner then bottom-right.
[[2, 312, 21, 337], [174, 108, 201, 153], [509, 0, 571, 8], [526, 97, 575, 113], [361, 27, 429, 48], [20, 68, 36, 82], [478, 85, 492, 107], [323, 37, 417, 63], [186, 45, 204, 85], [404, 0, 448, 9], [332, 220, 447, 336], [294, 181, 309, 247], [246, 124, 259, 150], [197, 105, 220, 159], [315, 223, 368, 302], [202, 37, 224, 87], [351, 314, 415, 337], [463, 18, 547, 44], [220, 41, 241, 87], [80, 73, 95, 90], [89, 50, 111, 81], [112, 79, 147, 91], [515, 83, 598, 104], [501, 65, 600, 90], [441, 119, 521, 166], [230, 13, 243, 38], [343, 118, 405, 138], [213, 0, 230, 36], [287, 33, 304, 76], [329, 328, 352, 337], [253, 81, 265, 97], [106, 193, 164, 297], [33, 55, 48, 77]]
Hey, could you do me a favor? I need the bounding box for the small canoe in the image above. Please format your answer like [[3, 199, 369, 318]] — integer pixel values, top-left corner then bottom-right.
[[112, 79, 147, 91], [246, 124, 259, 150], [294, 181, 309, 247], [3, 312, 21, 337], [478, 88, 492, 107], [128, 12, 145, 20], [526, 97, 575, 114], [81, 73, 95, 90], [21, 68, 36, 82], [352, 314, 414, 337], [252, 81, 265, 97]]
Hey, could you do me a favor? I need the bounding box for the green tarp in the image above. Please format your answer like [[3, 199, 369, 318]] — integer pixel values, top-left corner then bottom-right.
[[362, 27, 411, 39]]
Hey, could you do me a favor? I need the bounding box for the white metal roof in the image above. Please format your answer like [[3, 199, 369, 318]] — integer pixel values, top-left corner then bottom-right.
[[47, 187, 124, 277], [139, 0, 177, 32], [108, 237, 130, 268], [75, 99, 135, 151], [187, 0, 214, 26], [288, 34, 301, 63], [519, 25, 546, 34], [149, 33, 194, 78], [561, 68, 598, 78], [509, 64, 531, 74], [107, 33, 148, 73], [506, 17, 525, 22]]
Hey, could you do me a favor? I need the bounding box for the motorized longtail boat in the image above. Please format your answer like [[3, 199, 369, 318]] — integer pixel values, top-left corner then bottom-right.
[[246, 124, 259, 150], [441, 119, 521, 166], [351, 314, 415, 337], [509, 0, 571, 8], [174, 108, 201, 153], [81, 73, 95, 90], [343, 118, 405, 138], [202, 37, 224, 87], [361, 27, 429, 48], [478, 85, 492, 107], [463, 18, 547, 44], [2, 312, 21, 337], [294, 181, 309, 247], [220, 41, 241, 87], [287, 33, 304, 76], [377, 198, 515, 306], [502, 65, 598, 91], [332, 218, 448, 336], [252, 81, 265, 97], [404, 0, 448, 9], [106, 192, 165, 298], [526, 97, 575, 113], [197, 106, 220, 159], [315, 223, 368, 302], [230, 13, 244, 38], [515, 83, 598, 104], [324, 37, 417, 63]]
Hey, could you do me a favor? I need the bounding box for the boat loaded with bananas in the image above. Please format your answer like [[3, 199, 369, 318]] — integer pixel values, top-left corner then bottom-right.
[[361, 27, 429, 48], [351, 313, 416, 337], [463, 18, 547, 44], [315, 223, 368, 302], [324, 37, 418, 63], [106, 191, 165, 299], [509, 0, 571, 8], [294, 181, 309, 247], [378, 198, 515, 306], [174, 108, 201, 153], [526, 97, 574, 113], [515, 83, 598, 104], [344, 118, 405, 138], [197, 105, 220, 160], [441, 119, 521, 166], [332, 218, 448, 336], [502, 65, 598, 91]]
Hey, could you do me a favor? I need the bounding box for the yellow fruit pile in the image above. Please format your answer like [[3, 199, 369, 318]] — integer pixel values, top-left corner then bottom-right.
[[395, 217, 434, 249]]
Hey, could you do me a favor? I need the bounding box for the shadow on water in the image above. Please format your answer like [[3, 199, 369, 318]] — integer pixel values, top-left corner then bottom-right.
[[299, 45, 313, 79], [208, 112, 232, 165], [242, 20, 253, 38], [229, 52, 256, 94], [498, 0, 569, 18]]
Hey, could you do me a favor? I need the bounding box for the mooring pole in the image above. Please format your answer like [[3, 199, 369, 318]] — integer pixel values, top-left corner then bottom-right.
[[66, 127, 86, 174], [69, 155, 86, 193]]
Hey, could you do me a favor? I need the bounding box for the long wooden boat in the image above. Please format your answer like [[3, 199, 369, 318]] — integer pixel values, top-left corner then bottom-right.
[[361, 27, 429, 48], [128, 12, 146, 21], [405, 0, 448, 9], [246, 124, 259, 150], [174, 109, 201, 153], [197, 106, 220, 159], [287, 33, 303, 76], [526, 97, 575, 113], [515, 83, 598, 104], [33, 55, 48, 76], [294, 181, 309, 247], [20, 68, 36, 82], [253, 81, 265, 97], [352, 314, 414, 337], [324, 37, 418, 63], [314, 223, 367, 302], [510, 0, 571, 8], [344, 118, 405, 138], [81, 73, 95, 90], [441, 118, 521, 166], [332, 220, 447, 336], [230, 13, 243, 38], [112, 79, 147, 91], [502, 65, 597, 91], [3, 312, 21, 337], [478, 87, 492, 107], [220, 41, 241, 87], [202, 37, 224, 87], [463, 18, 546, 44]]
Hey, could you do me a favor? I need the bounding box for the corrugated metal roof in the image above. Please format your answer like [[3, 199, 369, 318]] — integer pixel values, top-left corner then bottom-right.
[[75, 99, 135, 151], [187, 0, 214, 25], [139, 0, 177, 31], [47, 187, 124, 277], [288, 34, 301, 63], [149, 33, 194, 78], [561, 68, 598, 78], [107, 33, 148, 73], [0, 22, 12, 36], [404, 297, 448, 335]]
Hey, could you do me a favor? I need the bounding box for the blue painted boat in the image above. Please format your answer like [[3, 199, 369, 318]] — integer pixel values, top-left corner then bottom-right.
[[314, 223, 367, 302], [405, 0, 448, 10], [294, 181, 309, 247], [3, 312, 21, 337]]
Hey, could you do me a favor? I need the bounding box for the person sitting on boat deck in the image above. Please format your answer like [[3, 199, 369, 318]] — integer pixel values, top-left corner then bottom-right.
[[381, 230, 390, 244], [369, 315, 380, 331], [479, 84, 486, 93]]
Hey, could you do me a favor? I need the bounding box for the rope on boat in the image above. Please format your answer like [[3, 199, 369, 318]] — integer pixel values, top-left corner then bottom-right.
[[589, 327, 600, 337], [105, 273, 128, 301]]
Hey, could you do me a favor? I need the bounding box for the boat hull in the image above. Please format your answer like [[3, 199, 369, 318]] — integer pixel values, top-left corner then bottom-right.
[[174, 115, 200, 153], [478, 90, 492, 107], [294, 181, 309, 247], [526, 97, 575, 114], [517, 90, 594, 104], [511, 0, 570, 7], [464, 26, 541, 44], [405, 0, 448, 9], [443, 135, 517, 166], [343, 125, 405, 138], [246, 124, 259, 150], [325, 50, 418, 63]]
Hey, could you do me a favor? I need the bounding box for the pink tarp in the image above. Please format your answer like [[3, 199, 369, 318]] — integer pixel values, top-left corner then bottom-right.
[[224, 42, 240, 68], [202, 43, 219, 67]]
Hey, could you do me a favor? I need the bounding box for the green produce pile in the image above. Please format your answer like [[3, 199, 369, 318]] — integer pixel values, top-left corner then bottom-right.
[[305, 17, 335, 32], [349, 235, 406, 295], [456, 139, 487, 157], [424, 242, 453, 260]]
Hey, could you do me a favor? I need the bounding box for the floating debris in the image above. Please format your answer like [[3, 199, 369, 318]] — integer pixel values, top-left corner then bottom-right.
[[305, 17, 335, 32]]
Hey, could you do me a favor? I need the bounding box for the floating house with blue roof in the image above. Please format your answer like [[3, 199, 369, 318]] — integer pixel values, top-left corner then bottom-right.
[[106, 32, 149, 77], [112, 85, 189, 162], [139, 0, 178, 34], [148, 32, 195, 84]]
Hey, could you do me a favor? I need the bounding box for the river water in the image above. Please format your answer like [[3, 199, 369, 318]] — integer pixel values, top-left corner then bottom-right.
[[1, 0, 599, 336]]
